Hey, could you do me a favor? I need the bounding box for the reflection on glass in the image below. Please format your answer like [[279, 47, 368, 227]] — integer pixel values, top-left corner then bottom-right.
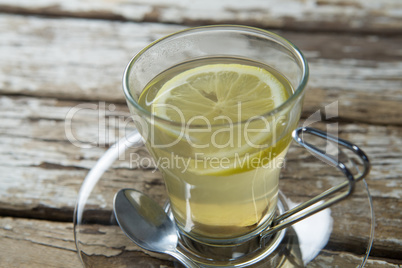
[[286, 198, 333, 265]]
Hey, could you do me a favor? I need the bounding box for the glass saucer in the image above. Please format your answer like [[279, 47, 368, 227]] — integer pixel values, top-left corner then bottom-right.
[[74, 131, 374, 267]]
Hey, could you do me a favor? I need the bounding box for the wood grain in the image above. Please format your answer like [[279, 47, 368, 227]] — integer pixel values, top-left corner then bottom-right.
[[0, 0, 402, 33], [1, 217, 399, 268], [1, 15, 401, 125], [0, 3, 401, 266], [0, 217, 81, 268], [0, 95, 401, 261]]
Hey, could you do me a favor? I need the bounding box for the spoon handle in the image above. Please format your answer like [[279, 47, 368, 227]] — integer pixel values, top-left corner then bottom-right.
[[169, 249, 200, 268]]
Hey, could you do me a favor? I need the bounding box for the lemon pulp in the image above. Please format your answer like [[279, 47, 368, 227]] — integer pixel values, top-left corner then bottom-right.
[[152, 63, 287, 123]]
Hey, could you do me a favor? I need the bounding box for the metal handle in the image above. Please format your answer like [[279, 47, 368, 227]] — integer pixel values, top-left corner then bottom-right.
[[260, 127, 371, 240]]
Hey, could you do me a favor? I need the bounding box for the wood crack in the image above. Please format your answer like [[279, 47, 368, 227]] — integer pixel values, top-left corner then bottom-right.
[[33, 162, 89, 171]]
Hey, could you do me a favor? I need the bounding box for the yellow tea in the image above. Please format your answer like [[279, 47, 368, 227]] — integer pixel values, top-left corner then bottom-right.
[[137, 57, 294, 241]]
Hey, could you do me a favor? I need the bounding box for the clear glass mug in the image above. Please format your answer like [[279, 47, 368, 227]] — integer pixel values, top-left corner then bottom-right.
[[122, 25, 369, 254]]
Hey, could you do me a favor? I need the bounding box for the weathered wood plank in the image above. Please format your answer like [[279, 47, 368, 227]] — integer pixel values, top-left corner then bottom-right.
[[1, 15, 401, 125], [312, 251, 401, 268], [0, 95, 401, 259], [0, 217, 81, 268], [0, 216, 396, 266], [0, 14, 183, 103], [1, 95, 401, 198], [0, 0, 402, 33], [1, 217, 398, 267], [0, 217, 174, 268]]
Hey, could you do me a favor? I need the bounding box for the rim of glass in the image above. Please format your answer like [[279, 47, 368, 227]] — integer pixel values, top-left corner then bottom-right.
[[122, 25, 309, 128]]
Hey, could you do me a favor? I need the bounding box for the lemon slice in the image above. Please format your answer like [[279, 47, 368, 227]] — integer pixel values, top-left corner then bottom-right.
[[152, 64, 287, 124], [150, 63, 291, 175]]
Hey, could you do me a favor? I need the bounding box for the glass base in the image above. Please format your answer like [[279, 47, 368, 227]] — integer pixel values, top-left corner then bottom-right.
[[168, 194, 290, 267]]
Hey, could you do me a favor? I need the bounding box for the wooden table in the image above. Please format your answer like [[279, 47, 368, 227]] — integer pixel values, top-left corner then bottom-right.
[[0, 1, 401, 267]]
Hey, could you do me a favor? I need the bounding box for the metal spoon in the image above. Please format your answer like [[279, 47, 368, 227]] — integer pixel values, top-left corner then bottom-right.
[[113, 188, 199, 268]]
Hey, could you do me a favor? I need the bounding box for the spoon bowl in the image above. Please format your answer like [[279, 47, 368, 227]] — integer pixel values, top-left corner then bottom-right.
[[113, 188, 199, 268]]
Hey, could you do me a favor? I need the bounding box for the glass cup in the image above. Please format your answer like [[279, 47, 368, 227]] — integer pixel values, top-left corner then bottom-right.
[[122, 26, 308, 247]]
